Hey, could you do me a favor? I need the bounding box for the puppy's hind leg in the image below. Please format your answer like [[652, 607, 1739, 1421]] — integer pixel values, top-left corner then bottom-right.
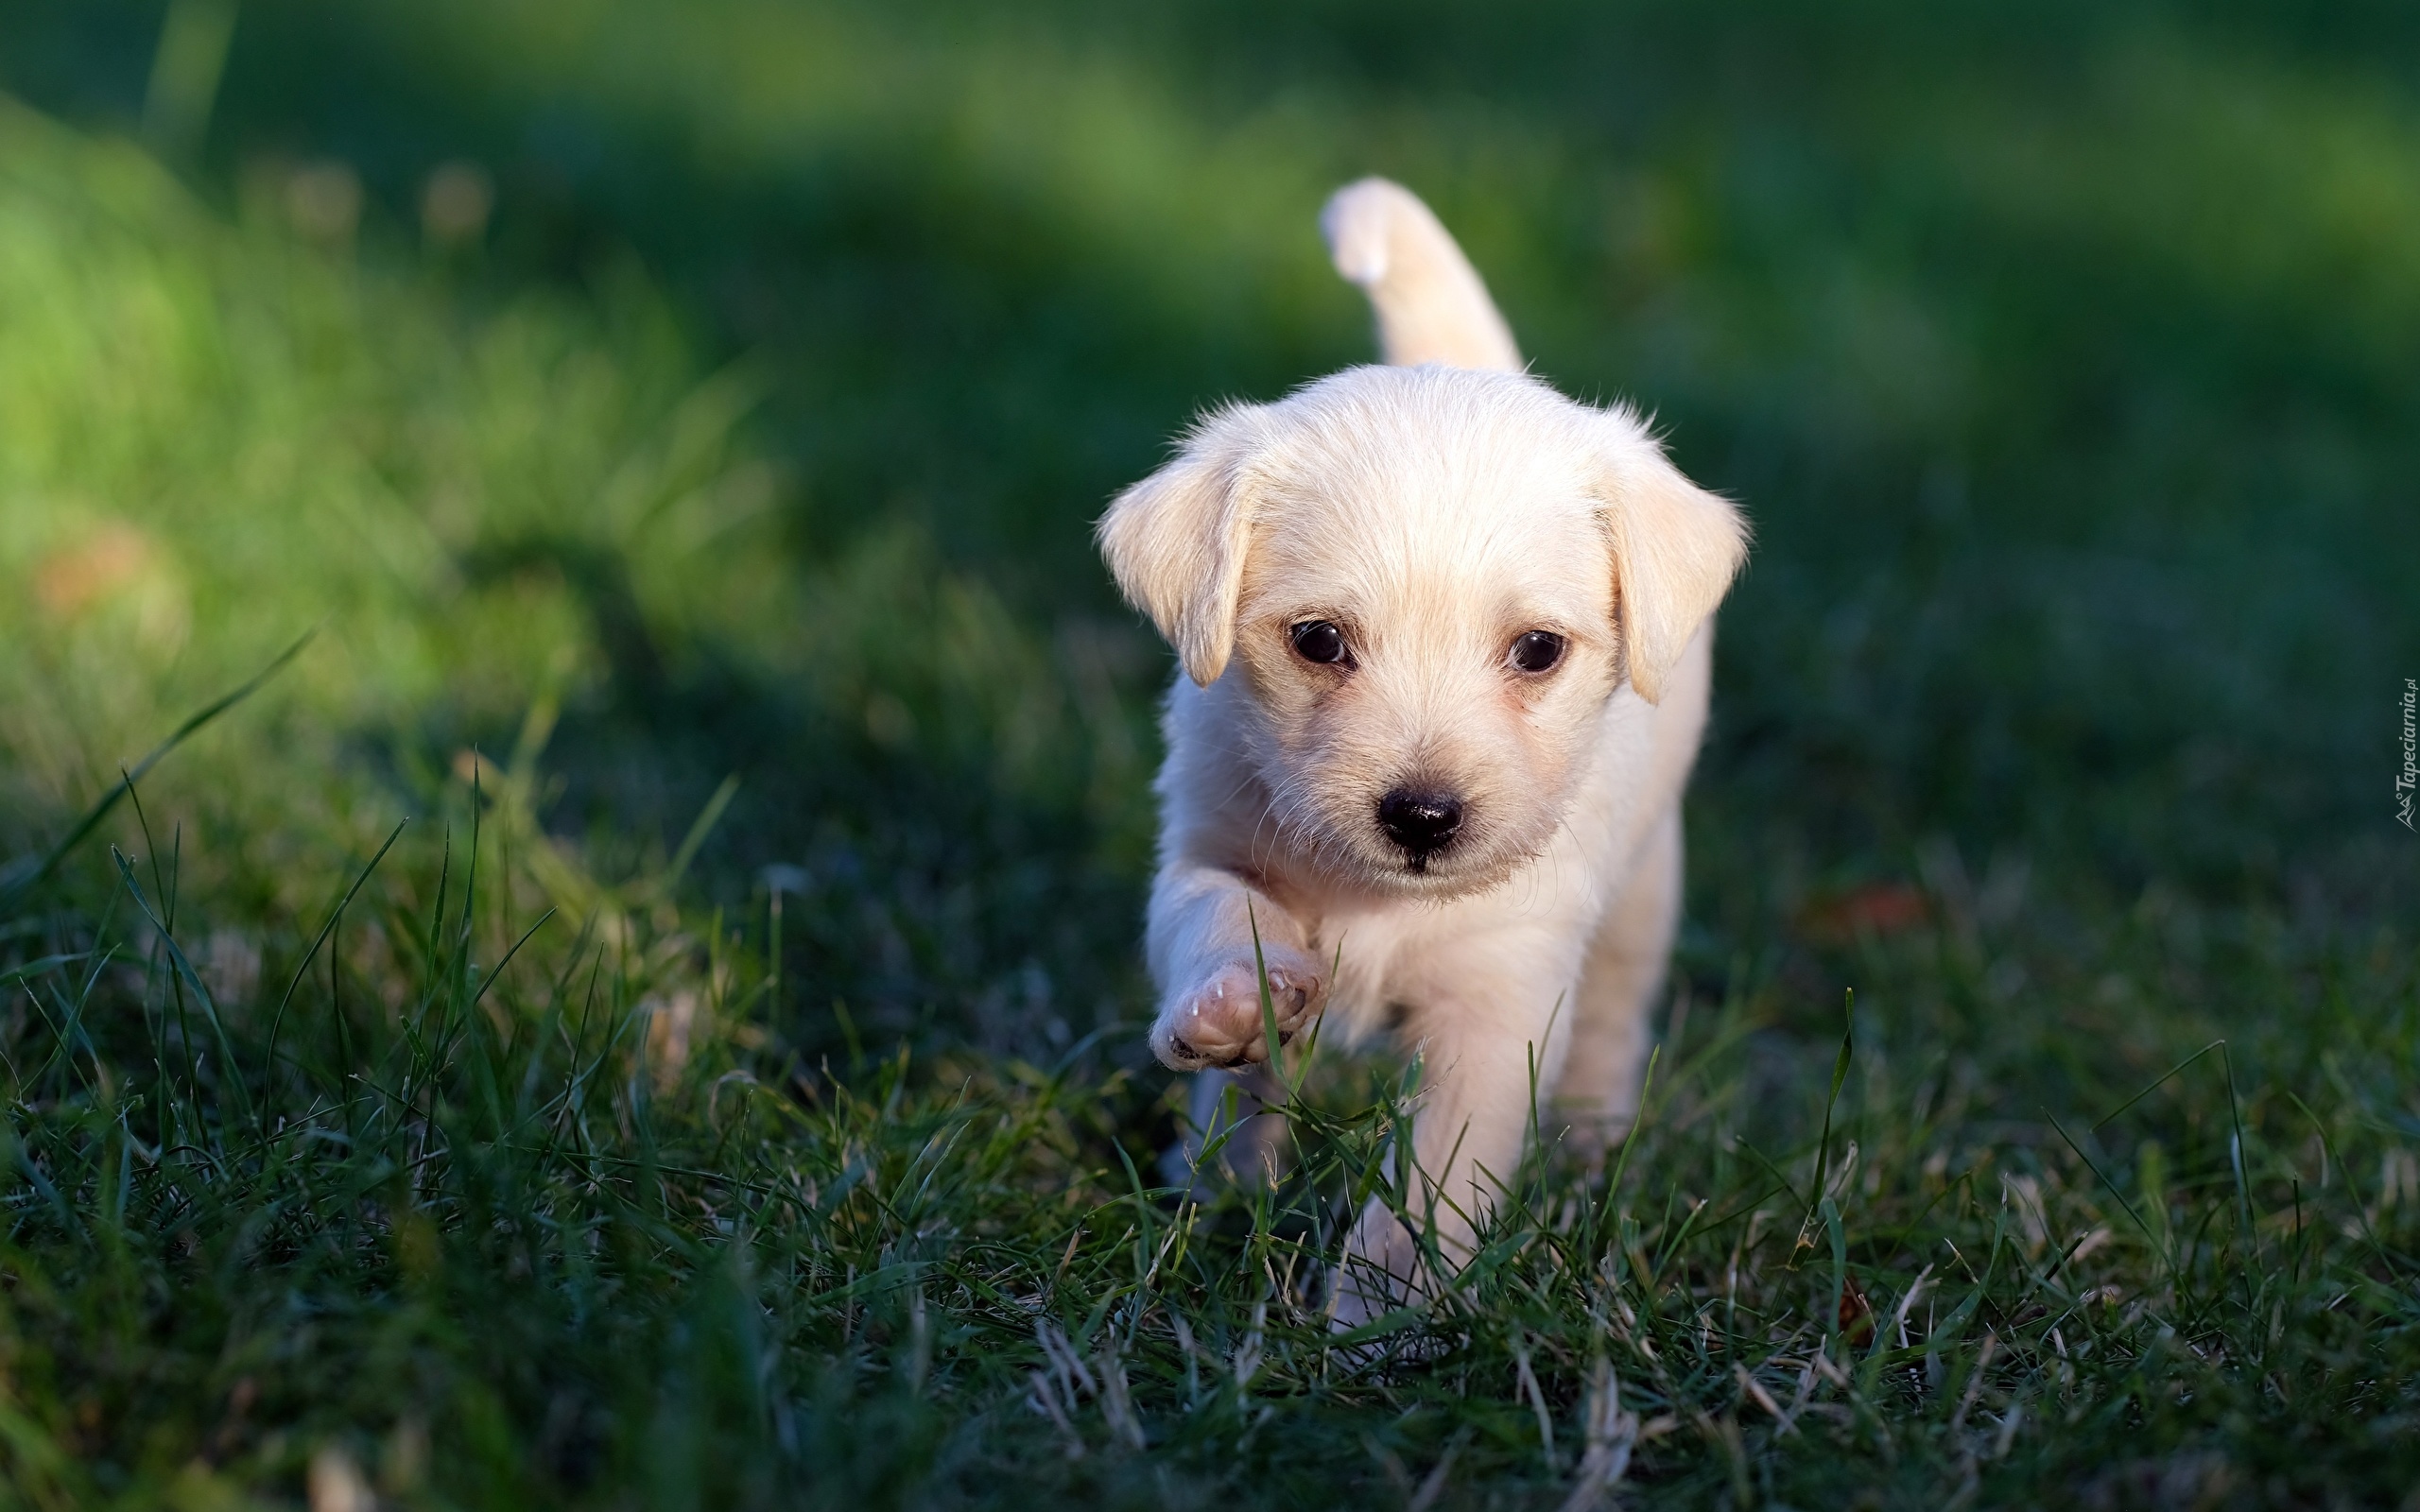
[[1160, 1066, 1290, 1198], [1555, 809, 1685, 1166]]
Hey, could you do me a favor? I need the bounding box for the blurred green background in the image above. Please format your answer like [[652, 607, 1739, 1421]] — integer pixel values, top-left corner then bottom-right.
[[2, 3, 2418, 1503], [5, 0, 2411, 1060]]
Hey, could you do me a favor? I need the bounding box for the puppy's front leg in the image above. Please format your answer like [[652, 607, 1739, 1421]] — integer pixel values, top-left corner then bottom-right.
[[1144, 862, 1325, 1072], [1337, 964, 1573, 1323], [1160, 1065, 1290, 1196]]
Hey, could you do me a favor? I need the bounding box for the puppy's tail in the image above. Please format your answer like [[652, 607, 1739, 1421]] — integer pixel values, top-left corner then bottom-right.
[[1320, 178, 1522, 372]]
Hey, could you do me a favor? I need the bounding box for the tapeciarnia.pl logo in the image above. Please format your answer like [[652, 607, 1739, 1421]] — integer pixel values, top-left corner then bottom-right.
[[2399, 677, 2417, 832]]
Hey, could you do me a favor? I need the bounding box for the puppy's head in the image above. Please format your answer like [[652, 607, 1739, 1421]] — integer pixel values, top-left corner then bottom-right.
[[1099, 365, 1746, 897]]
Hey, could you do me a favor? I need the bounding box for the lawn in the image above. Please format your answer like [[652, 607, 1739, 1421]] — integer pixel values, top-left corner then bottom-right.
[[0, 2, 2415, 1506]]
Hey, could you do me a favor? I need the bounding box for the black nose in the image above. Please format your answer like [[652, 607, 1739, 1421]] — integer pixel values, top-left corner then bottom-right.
[[1377, 788, 1463, 861]]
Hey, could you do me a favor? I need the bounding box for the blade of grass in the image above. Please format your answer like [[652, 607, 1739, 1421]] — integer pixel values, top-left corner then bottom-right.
[[1794, 992, 1857, 1259], [2089, 1039, 2226, 1133], [110, 848, 254, 1131], [0, 631, 312, 907], [2047, 1111, 2162, 1268], [661, 774, 741, 898], [265, 818, 410, 1084]]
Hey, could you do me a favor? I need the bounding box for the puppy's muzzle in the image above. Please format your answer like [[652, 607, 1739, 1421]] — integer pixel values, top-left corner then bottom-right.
[[1377, 787, 1463, 869]]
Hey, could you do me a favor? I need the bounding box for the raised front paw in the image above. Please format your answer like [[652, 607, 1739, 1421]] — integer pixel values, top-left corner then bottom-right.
[[1151, 954, 1323, 1071]]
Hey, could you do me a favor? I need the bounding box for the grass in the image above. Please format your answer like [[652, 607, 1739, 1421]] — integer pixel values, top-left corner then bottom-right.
[[0, 1, 2416, 1506]]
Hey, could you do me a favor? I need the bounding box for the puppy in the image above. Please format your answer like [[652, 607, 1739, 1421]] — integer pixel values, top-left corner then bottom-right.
[[1098, 179, 1747, 1319]]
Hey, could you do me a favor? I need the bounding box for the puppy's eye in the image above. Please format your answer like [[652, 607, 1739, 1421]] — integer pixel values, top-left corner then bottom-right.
[[1289, 620, 1349, 665], [1510, 630, 1565, 674]]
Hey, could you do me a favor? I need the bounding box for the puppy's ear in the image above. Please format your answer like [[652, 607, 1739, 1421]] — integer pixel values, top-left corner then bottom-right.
[[1599, 419, 1749, 704], [1097, 405, 1267, 687]]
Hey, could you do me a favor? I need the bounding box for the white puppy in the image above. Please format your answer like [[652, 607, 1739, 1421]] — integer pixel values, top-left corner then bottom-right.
[[1098, 179, 1747, 1316]]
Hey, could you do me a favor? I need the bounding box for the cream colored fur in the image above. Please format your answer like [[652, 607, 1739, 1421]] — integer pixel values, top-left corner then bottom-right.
[[1098, 178, 1748, 1323]]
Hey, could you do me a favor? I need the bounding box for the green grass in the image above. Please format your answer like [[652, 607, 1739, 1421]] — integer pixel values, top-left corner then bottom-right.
[[0, 2, 2416, 1506]]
